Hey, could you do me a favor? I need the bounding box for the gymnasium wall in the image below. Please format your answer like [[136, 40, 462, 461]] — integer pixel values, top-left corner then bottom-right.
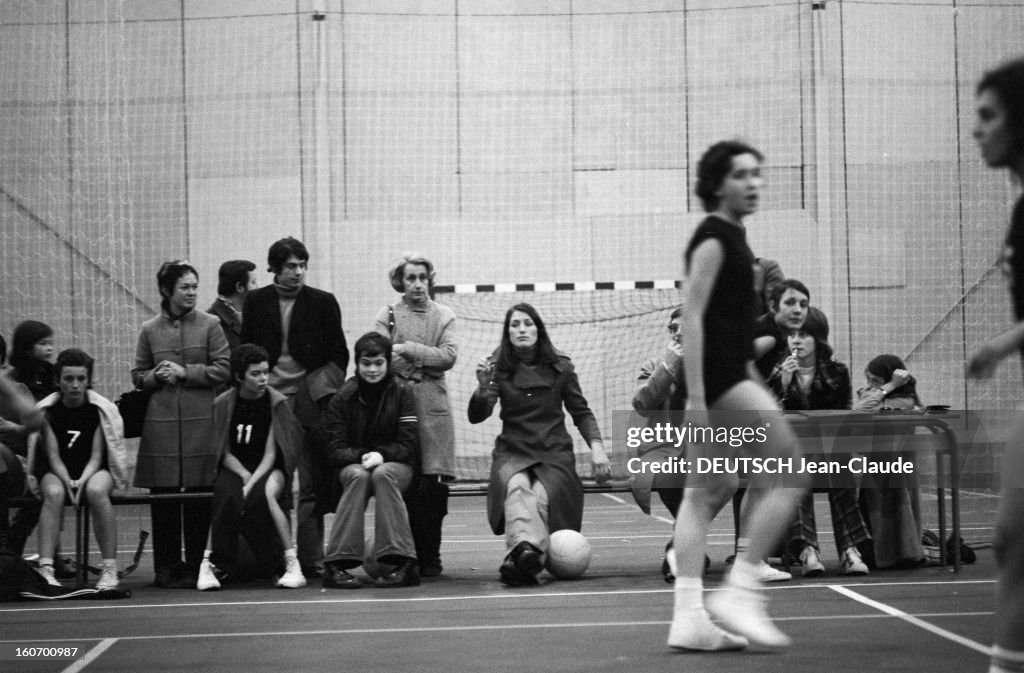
[[2, 0, 1023, 421]]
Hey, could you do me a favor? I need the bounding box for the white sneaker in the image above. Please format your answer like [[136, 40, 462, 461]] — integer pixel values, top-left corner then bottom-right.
[[799, 546, 825, 577], [95, 567, 119, 591], [37, 564, 61, 587], [707, 583, 792, 649], [667, 608, 748, 651], [276, 556, 307, 589], [756, 560, 792, 582], [841, 547, 869, 576], [196, 559, 221, 591]]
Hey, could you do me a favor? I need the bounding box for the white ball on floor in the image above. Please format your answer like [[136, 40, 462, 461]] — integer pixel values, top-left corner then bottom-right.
[[546, 529, 592, 579], [362, 531, 397, 580]]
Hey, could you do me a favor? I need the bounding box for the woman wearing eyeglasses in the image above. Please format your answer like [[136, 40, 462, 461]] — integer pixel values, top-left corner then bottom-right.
[[631, 308, 692, 582], [132, 260, 231, 588]]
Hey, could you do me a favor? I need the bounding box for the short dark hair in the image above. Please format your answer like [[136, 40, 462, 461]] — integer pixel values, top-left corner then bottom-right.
[[768, 278, 811, 311], [217, 259, 256, 297], [230, 343, 270, 386], [54, 348, 94, 387], [267, 237, 309, 275], [353, 332, 392, 363], [695, 140, 764, 212], [156, 260, 199, 312], [978, 56, 1024, 156]]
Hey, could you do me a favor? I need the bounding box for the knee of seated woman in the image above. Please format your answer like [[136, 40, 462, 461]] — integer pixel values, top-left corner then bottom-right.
[[84, 471, 113, 499], [264, 469, 285, 495], [41, 478, 65, 502]]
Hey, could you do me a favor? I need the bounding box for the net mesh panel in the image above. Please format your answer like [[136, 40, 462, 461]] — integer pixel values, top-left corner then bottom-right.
[[436, 287, 683, 481], [4, 1, 1024, 547], [0, 1, 140, 399]]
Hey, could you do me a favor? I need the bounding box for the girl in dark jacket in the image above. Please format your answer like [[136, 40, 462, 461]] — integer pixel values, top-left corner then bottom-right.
[[767, 307, 871, 576], [321, 333, 420, 589]]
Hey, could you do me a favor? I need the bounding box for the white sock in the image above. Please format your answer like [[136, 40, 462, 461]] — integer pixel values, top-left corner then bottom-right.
[[735, 537, 750, 555], [668, 578, 747, 651], [284, 547, 298, 560], [39, 557, 54, 568], [673, 577, 704, 612], [730, 557, 763, 590], [202, 550, 212, 563], [102, 558, 117, 570]]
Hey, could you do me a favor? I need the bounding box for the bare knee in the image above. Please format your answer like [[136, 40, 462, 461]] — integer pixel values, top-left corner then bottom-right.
[[85, 472, 113, 505], [41, 477, 65, 505], [265, 470, 285, 500]]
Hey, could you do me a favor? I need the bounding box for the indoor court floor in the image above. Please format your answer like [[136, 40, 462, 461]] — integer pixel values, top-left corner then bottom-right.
[[0, 491, 997, 672]]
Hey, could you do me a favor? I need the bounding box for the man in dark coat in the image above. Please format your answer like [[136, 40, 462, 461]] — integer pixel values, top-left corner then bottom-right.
[[207, 259, 257, 355], [241, 237, 349, 578]]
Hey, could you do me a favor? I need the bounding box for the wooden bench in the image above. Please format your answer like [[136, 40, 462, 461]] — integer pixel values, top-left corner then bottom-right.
[[10, 481, 633, 587]]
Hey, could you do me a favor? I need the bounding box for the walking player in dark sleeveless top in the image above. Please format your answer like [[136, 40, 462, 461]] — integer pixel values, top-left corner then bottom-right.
[[966, 56, 1024, 673], [667, 140, 807, 652]]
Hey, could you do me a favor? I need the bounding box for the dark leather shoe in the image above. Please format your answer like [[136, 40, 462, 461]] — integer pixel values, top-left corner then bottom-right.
[[418, 562, 443, 578], [376, 559, 420, 587], [499, 554, 526, 586], [301, 565, 324, 580], [322, 564, 361, 589], [499, 542, 542, 586], [513, 541, 543, 578]]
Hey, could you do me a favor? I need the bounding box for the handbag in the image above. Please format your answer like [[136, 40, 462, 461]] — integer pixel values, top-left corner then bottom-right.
[[116, 388, 153, 439]]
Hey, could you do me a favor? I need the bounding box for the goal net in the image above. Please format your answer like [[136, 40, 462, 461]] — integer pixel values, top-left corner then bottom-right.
[[436, 283, 683, 481]]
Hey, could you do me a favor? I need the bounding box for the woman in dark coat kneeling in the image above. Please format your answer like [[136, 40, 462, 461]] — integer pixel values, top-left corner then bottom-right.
[[468, 303, 610, 586]]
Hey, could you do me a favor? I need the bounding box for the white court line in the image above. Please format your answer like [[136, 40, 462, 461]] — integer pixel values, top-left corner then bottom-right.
[[0, 579, 996, 614], [600, 491, 675, 525], [0, 612, 998, 647], [830, 585, 991, 655], [60, 638, 117, 673]]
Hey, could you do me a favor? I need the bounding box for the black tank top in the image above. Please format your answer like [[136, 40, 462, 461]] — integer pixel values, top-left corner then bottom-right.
[[1001, 195, 1024, 360], [684, 215, 756, 402]]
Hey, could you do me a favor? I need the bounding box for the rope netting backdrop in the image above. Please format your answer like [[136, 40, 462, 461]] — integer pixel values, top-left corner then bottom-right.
[[1, 0, 1023, 511]]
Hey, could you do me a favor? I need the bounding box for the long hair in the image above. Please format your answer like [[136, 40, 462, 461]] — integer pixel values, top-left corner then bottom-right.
[[694, 140, 764, 212], [493, 303, 560, 373], [866, 354, 921, 406], [978, 56, 1024, 156], [156, 260, 199, 313], [9, 320, 53, 381], [798, 306, 834, 364]]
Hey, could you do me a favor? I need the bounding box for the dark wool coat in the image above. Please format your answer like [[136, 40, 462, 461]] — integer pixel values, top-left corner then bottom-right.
[[468, 355, 601, 536]]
